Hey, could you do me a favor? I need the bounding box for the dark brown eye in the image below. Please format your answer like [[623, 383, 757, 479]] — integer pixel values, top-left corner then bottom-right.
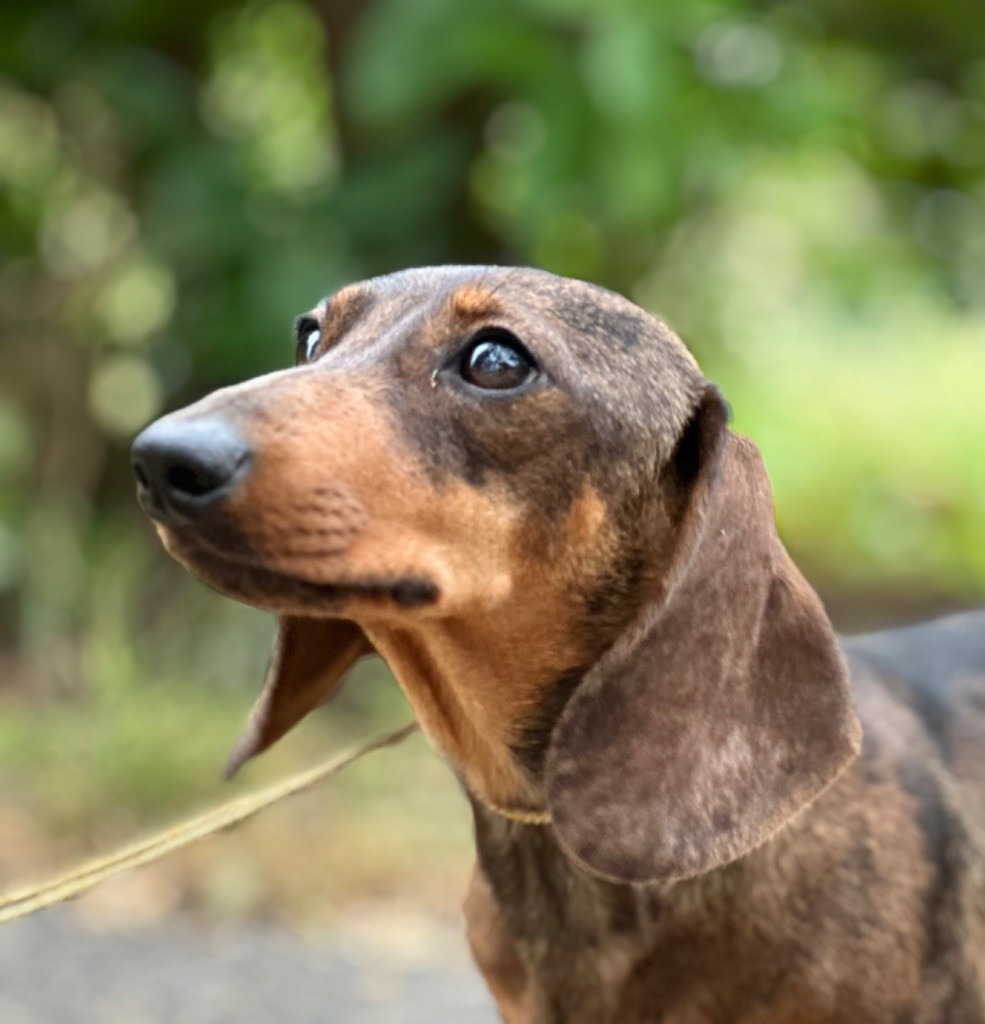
[[460, 332, 537, 391]]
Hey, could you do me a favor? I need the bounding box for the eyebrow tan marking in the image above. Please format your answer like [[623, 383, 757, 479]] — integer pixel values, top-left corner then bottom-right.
[[447, 286, 504, 324], [313, 285, 374, 348]]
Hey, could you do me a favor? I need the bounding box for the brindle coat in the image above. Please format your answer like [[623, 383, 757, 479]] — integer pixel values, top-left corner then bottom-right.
[[131, 266, 985, 1023]]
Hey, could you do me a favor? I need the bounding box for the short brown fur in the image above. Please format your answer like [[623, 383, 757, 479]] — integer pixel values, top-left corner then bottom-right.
[[448, 285, 505, 323], [135, 266, 985, 1023], [318, 284, 371, 346]]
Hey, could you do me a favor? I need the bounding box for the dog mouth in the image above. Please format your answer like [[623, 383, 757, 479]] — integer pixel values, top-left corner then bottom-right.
[[161, 531, 439, 614]]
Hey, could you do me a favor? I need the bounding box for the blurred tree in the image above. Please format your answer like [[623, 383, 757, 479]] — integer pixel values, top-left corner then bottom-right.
[[0, 0, 983, 699]]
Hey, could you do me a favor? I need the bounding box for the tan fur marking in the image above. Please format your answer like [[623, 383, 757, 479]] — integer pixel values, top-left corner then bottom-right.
[[315, 284, 368, 348], [363, 479, 589, 810], [448, 286, 504, 323]]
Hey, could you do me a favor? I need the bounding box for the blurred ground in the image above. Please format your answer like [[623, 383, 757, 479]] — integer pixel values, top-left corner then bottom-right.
[[0, 906, 497, 1023]]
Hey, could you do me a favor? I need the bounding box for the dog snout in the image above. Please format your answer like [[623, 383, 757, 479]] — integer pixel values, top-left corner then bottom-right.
[[131, 416, 251, 525]]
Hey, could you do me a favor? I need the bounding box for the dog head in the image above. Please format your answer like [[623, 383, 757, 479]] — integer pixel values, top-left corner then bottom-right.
[[132, 266, 860, 883]]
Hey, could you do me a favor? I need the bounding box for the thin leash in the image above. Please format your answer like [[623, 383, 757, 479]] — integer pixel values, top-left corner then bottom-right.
[[0, 721, 418, 926]]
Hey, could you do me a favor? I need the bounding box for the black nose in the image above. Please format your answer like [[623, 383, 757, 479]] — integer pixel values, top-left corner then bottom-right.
[[131, 417, 251, 524]]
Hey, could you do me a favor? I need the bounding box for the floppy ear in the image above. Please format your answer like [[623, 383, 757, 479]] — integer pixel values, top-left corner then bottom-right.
[[545, 386, 861, 884], [224, 616, 373, 777]]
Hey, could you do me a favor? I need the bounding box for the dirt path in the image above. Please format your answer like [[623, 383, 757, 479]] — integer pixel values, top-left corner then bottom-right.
[[0, 908, 498, 1023]]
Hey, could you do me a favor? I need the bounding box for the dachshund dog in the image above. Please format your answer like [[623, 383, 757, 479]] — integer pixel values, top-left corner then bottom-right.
[[131, 266, 985, 1023]]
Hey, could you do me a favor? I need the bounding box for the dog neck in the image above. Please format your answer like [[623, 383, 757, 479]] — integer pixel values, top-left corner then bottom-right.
[[364, 617, 561, 813]]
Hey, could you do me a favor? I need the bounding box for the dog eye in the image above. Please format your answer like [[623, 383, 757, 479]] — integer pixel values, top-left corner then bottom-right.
[[460, 332, 537, 391], [302, 330, 320, 362], [293, 316, 321, 365], [295, 329, 320, 365]]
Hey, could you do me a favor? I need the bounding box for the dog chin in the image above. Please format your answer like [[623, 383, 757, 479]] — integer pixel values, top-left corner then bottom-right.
[[158, 530, 439, 616]]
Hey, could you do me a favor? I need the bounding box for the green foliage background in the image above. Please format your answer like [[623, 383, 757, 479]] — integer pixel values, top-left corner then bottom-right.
[[0, 0, 982, 917]]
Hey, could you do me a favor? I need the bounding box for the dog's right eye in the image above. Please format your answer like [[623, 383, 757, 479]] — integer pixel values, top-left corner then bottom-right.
[[459, 331, 538, 391]]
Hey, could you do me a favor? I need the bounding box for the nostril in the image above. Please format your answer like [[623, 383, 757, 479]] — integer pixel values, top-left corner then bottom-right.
[[133, 462, 150, 489], [166, 460, 227, 498]]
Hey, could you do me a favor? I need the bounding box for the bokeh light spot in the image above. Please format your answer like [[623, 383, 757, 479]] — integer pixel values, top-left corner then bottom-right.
[[88, 355, 163, 437], [695, 21, 784, 89], [95, 258, 177, 345]]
